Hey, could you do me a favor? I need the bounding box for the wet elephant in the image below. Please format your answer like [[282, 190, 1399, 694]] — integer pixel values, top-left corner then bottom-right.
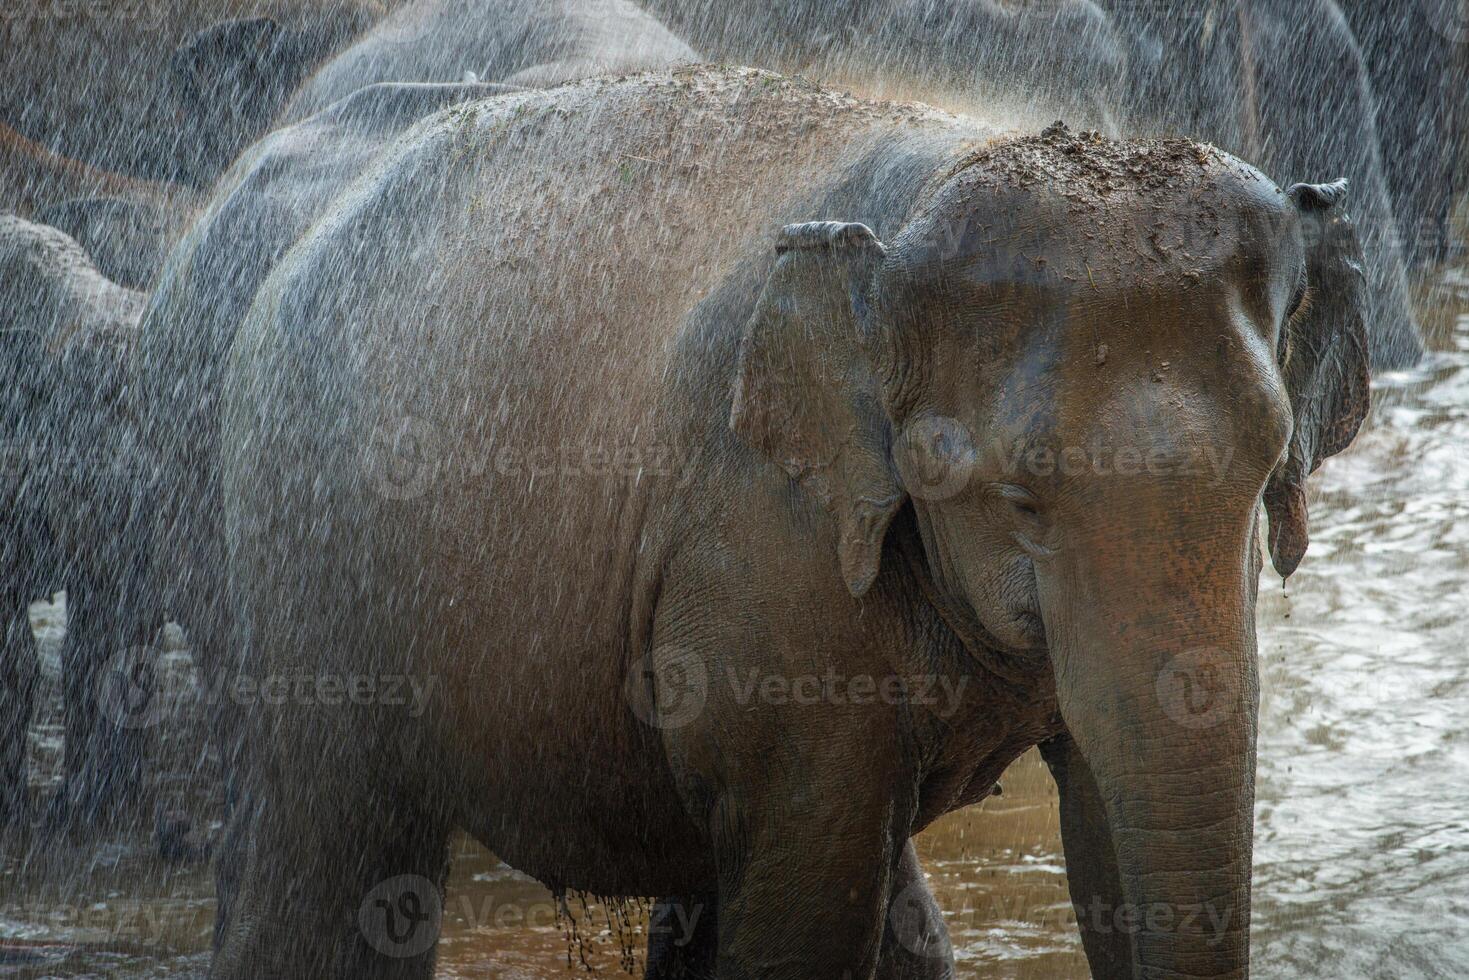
[[132, 76, 525, 943], [1100, 0, 1424, 369], [1339, 0, 1467, 272], [643, 0, 1127, 131], [211, 67, 1368, 978], [276, 0, 697, 123], [0, 119, 184, 221], [646, 839, 954, 979], [34, 197, 173, 290], [0, 1, 381, 193], [0, 215, 157, 830], [147, 15, 360, 187]]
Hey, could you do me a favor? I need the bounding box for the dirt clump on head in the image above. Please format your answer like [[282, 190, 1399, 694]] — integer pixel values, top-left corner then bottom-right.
[[946, 121, 1238, 211]]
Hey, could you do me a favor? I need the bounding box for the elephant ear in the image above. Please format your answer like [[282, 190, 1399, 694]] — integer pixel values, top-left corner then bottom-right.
[[731, 222, 904, 598], [1263, 180, 1372, 578]]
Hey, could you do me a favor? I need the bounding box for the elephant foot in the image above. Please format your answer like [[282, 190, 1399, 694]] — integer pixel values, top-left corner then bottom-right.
[[644, 844, 955, 980]]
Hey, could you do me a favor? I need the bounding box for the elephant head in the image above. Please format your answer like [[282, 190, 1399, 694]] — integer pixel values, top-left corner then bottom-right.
[[732, 128, 1369, 976], [149, 17, 336, 186]]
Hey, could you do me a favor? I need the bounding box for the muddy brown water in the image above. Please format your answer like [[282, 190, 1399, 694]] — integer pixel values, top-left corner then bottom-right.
[[3, 278, 1466, 978]]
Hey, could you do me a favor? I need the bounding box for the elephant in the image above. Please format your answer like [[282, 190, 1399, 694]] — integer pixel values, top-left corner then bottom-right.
[[641, 0, 1127, 132], [0, 119, 185, 221], [33, 197, 173, 290], [1098, 0, 1424, 369], [1339, 0, 1467, 272], [210, 66, 1369, 978], [276, 0, 698, 124], [0, 214, 158, 830], [146, 15, 366, 187], [0, 1, 382, 191]]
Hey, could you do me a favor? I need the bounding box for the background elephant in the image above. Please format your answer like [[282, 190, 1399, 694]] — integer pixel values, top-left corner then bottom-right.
[[0, 215, 157, 830], [0, 0, 384, 194], [1099, 0, 1424, 368], [211, 67, 1366, 978], [33, 197, 173, 290], [0, 118, 185, 222], [1339, 0, 1467, 271], [642, 0, 1126, 131], [639, 0, 1424, 368], [276, 0, 697, 123]]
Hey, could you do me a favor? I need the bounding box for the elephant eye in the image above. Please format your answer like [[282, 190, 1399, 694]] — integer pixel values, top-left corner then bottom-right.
[[1285, 283, 1309, 322], [1279, 284, 1310, 365]]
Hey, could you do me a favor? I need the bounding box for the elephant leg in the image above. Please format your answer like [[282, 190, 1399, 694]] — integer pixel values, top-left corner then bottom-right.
[[212, 758, 252, 951], [53, 573, 154, 829], [0, 589, 40, 828], [53, 575, 99, 827], [879, 840, 955, 980], [213, 780, 453, 980], [645, 892, 717, 980], [190, 593, 250, 952], [644, 841, 952, 980]]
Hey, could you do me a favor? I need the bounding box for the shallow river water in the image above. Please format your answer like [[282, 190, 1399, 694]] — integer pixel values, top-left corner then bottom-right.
[[3, 282, 1466, 978]]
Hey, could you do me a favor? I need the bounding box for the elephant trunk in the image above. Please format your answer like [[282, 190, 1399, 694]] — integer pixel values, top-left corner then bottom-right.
[[1036, 495, 1260, 978]]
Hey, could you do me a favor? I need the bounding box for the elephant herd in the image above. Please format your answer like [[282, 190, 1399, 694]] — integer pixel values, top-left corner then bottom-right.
[[0, 0, 1459, 977]]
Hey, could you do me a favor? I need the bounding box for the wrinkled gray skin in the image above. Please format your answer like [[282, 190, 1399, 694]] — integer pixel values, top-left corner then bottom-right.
[[132, 77, 519, 943], [213, 68, 1367, 979], [645, 0, 1126, 131], [0, 215, 154, 830], [1100, 0, 1423, 368], [278, 0, 697, 123], [52, 0, 687, 910]]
